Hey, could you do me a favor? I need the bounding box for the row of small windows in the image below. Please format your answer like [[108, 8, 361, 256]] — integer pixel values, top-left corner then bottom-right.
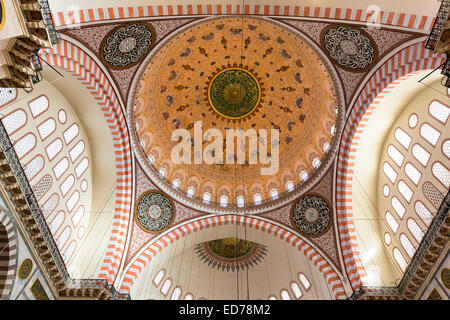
[[383, 101, 449, 273], [267, 273, 311, 300]]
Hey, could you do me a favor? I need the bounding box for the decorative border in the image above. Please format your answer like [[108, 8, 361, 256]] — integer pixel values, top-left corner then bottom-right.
[[0, 211, 17, 299], [119, 215, 346, 299], [52, 5, 435, 33], [39, 40, 134, 286], [335, 42, 444, 291]]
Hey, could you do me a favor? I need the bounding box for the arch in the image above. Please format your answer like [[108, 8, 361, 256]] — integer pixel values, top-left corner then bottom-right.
[[0, 212, 17, 299], [335, 41, 445, 291], [119, 215, 346, 299], [39, 40, 133, 285]]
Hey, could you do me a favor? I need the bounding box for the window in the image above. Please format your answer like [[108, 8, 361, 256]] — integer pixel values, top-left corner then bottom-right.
[[184, 293, 193, 300], [41, 193, 58, 218], [400, 234, 416, 258], [14, 133, 36, 159], [270, 189, 279, 199], [395, 128, 411, 149], [268, 296, 277, 300], [171, 287, 182, 300], [153, 270, 165, 287], [323, 142, 330, 152], [397, 181, 413, 203], [428, 101, 449, 124], [33, 175, 52, 200], [0, 88, 17, 106], [187, 187, 195, 198], [298, 273, 311, 290], [172, 179, 180, 188], [237, 196, 245, 207], [58, 109, 67, 124], [60, 174, 75, 197], [443, 140, 450, 159], [388, 145, 404, 167], [386, 212, 398, 233], [285, 181, 294, 191], [220, 196, 228, 207], [384, 233, 391, 245], [407, 218, 424, 243], [290, 282, 303, 299], [408, 114, 418, 128], [37, 118, 56, 141], [383, 185, 390, 197], [432, 162, 450, 188], [45, 138, 63, 161], [49, 211, 64, 234], [392, 197, 406, 217], [161, 279, 172, 296], [28, 95, 49, 118], [312, 158, 321, 168], [66, 191, 80, 212], [69, 140, 85, 162], [253, 194, 262, 205], [404, 163, 421, 185], [300, 171, 309, 182], [420, 124, 440, 146], [412, 144, 430, 166], [280, 289, 291, 300], [393, 248, 408, 272], [2, 109, 27, 135], [203, 192, 211, 203], [63, 123, 79, 145], [159, 168, 167, 177], [24, 155, 44, 181], [53, 157, 69, 180], [383, 162, 397, 183], [75, 157, 89, 178], [415, 201, 433, 226], [80, 180, 88, 192]]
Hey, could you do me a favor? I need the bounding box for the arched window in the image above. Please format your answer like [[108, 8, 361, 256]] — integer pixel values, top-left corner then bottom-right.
[[285, 181, 294, 191], [14, 133, 36, 159], [394, 128, 411, 149], [184, 293, 193, 300], [323, 142, 330, 152], [388, 145, 404, 167], [280, 289, 291, 300], [161, 278, 172, 296], [46, 138, 63, 161], [37, 118, 56, 141], [412, 144, 431, 167], [172, 179, 180, 188], [24, 155, 44, 181], [386, 212, 398, 233], [290, 282, 303, 299], [407, 218, 424, 243], [428, 101, 449, 124], [28, 95, 49, 118], [312, 158, 321, 168], [75, 157, 89, 178], [60, 174, 75, 197], [63, 123, 79, 145], [397, 181, 413, 203], [404, 163, 421, 185], [66, 191, 80, 212], [299, 171, 309, 182], [384, 233, 392, 245], [69, 140, 85, 162], [53, 157, 69, 180], [415, 201, 433, 226], [443, 140, 450, 159], [0, 88, 17, 106], [431, 162, 450, 188], [220, 195, 228, 207], [392, 197, 406, 218], [71, 206, 85, 227], [383, 162, 397, 183], [270, 189, 279, 199], [237, 196, 245, 207], [49, 211, 64, 234], [187, 187, 195, 198], [400, 234, 416, 258], [393, 248, 408, 272], [171, 287, 182, 300], [153, 269, 165, 287], [41, 193, 59, 218], [268, 295, 277, 300], [2, 109, 27, 135], [203, 192, 211, 203], [420, 123, 440, 146], [159, 168, 167, 177], [253, 194, 262, 205], [298, 273, 311, 290]]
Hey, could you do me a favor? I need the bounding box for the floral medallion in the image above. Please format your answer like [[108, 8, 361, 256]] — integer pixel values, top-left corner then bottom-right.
[[136, 191, 174, 233], [292, 195, 332, 236]]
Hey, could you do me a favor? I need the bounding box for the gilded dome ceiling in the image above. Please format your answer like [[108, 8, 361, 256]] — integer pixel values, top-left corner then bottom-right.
[[131, 16, 343, 210]]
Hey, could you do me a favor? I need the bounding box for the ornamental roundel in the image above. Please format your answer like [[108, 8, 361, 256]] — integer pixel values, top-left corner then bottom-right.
[[18, 258, 33, 280], [441, 268, 450, 289], [101, 23, 154, 69], [292, 195, 332, 236], [136, 191, 174, 233], [321, 25, 377, 72]]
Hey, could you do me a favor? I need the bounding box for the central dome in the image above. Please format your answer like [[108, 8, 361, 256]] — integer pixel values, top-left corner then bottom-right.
[[132, 16, 342, 211]]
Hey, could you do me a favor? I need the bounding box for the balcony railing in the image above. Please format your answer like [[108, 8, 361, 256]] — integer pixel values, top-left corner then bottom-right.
[[426, 0, 450, 51]]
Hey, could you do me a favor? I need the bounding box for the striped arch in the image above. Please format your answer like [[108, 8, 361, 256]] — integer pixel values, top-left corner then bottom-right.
[[120, 215, 346, 299], [335, 41, 445, 291], [39, 40, 133, 285], [52, 4, 434, 33], [0, 211, 17, 299]]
